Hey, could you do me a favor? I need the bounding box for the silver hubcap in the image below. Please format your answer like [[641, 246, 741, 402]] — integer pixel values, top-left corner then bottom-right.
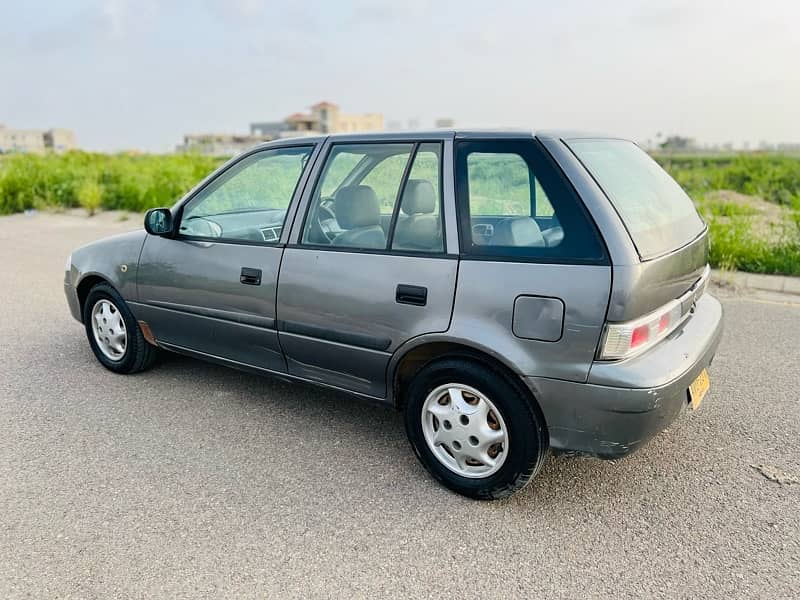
[[421, 383, 509, 478], [91, 299, 127, 361]]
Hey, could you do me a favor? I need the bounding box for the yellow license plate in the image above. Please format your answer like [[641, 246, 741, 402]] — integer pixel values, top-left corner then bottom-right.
[[689, 369, 710, 410]]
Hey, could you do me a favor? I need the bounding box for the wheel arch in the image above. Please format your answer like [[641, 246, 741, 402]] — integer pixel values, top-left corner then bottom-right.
[[389, 338, 548, 428], [76, 274, 113, 320]]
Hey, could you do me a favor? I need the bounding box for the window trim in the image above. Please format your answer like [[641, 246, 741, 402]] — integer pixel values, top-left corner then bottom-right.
[[172, 143, 317, 247], [385, 143, 419, 250], [295, 139, 448, 256], [455, 138, 609, 265]]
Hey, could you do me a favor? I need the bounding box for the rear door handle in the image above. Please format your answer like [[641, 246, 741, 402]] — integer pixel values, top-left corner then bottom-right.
[[396, 284, 427, 306], [240, 267, 262, 286]]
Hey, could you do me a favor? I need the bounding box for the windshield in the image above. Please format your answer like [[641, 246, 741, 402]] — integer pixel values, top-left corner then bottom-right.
[[567, 139, 705, 259]]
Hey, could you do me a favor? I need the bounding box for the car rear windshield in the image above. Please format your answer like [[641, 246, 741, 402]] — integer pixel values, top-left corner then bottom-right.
[[567, 139, 705, 259]]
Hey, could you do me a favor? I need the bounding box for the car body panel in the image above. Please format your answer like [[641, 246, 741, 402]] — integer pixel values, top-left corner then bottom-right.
[[540, 134, 710, 321], [449, 261, 611, 382], [605, 232, 709, 321], [65, 230, 147, 320], [133, 236, 286, 371], [276, 249, 458, 397], [528, 293, 723, 457], [63, 128, 724, 461]]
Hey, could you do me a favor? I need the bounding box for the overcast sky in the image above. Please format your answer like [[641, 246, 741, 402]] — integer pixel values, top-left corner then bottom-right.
[[1, 0, 798, 152]]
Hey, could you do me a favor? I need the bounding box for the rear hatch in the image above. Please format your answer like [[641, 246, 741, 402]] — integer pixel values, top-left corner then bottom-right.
[[566, 138, 709, 358]]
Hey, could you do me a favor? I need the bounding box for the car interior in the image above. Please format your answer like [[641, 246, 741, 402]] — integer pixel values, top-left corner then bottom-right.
[[177, 143, 565, 252], [304, 147, 444, 252]]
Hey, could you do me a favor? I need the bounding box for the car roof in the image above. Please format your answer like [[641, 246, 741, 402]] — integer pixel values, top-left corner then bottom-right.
[[256, 128, 628, 150]]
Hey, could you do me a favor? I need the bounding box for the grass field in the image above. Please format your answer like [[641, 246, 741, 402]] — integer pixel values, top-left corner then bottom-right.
[[653, 153, 800, 275], [1, 150, 798, 275]]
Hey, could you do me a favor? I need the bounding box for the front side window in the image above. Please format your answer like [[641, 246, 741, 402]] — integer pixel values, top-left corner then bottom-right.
[[456, 140, 604, 261], [302, 142, 444, 252], [180, 146, 312, 243]]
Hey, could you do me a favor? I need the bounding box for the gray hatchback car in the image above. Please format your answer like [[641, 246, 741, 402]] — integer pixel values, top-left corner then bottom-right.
[[65, 130, 723, 499]]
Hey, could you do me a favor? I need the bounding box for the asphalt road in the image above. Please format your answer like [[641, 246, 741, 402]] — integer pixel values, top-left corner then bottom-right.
[[1, 211, 798, 599]]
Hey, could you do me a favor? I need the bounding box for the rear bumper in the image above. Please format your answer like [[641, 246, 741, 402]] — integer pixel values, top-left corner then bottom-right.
[[526, 293, 723, 458]]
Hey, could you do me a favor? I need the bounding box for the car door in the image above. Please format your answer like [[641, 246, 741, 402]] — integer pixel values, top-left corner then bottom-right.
[[132, 143, 318, 372], [276, 136, 458, 398]]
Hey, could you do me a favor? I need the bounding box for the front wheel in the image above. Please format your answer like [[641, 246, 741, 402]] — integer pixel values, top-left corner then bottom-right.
[[404, 358, 548, 500], [83, 282, 158, 374]]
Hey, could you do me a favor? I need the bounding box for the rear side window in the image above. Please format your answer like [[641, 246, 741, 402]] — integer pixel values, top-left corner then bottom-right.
[[567, 139, 705, 259], [455, 140, 605, 262], [300, 142, 445, 253]]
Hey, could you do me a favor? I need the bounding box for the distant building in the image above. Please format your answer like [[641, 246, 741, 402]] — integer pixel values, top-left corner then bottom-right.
[[0, 124, 76, 153], [250, 121, 289, 138], [282, 101, 384, 136], [180, 101, 385, 156], [43, 128, 77, 152], [176, 133, 273, 156], [777, 142, 800, 152], [435, 118, 455, 128]]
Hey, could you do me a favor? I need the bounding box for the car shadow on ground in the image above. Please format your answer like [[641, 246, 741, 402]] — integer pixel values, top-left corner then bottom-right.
[[144, 350, 671, 506]]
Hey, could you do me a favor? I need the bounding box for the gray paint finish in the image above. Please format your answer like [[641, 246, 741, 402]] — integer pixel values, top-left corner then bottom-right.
[[67, 230, 147, 304], [527, 294, 723, 456], [606, 232, 709, 321], [63, 128, 724, 463], [135, 236, 286, 372], [276, 248, 458, 396], [512, 295, 565, 342], [449, 261, 611, 382], [539, 134, 710, 321]]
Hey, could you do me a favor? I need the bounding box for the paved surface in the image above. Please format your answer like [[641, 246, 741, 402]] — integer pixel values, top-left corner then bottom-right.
[[1, 212, 798, 599], [713, 269, 800, 297]]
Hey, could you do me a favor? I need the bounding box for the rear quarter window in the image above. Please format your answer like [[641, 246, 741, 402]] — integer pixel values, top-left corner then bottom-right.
[[455, 139, 606, 263], [567, 139, 705, 259]]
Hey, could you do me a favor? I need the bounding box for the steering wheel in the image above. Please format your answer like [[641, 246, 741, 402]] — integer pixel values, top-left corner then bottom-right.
[[314, 197, 340, 243]]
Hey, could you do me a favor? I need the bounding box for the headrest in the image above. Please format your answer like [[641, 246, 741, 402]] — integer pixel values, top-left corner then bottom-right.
[[401, 179, 436, 215], [334, 185, 380, 229], [492, 217, 545, 247]]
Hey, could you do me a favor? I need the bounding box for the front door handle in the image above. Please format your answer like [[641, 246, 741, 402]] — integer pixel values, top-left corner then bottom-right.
[[396, 284, 427, 306], [240, 267, 262, 286]]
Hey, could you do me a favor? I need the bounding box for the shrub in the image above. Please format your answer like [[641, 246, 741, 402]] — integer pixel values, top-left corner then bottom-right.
[[0, 151, 223, 215], [77, 179, 104, 216]]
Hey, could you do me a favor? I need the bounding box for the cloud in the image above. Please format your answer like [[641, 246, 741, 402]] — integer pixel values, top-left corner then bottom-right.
[[229, 0, 268, 17], [102, 0, 160, 38]]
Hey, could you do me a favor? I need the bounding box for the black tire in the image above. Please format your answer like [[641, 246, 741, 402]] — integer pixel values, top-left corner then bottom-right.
[[82, 282, 158, 374], [404, 357, 548, 500]]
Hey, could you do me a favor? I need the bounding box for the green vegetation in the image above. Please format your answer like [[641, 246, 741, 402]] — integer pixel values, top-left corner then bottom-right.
[[0, 150, 799, 275], [653, 153, 800, 207], [653, 153, 800, 275], [0, 151, 223, 214]]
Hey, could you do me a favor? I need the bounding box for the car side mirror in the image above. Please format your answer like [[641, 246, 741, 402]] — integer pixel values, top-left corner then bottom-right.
[[144, 208, 174, 236]]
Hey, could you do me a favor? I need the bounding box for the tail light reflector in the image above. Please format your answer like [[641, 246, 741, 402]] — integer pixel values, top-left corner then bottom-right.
[[598, 300, 686, 360]]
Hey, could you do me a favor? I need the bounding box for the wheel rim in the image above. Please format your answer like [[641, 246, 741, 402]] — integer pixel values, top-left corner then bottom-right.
[[420, 383, 509, 479], [90, 299, 127, 361]]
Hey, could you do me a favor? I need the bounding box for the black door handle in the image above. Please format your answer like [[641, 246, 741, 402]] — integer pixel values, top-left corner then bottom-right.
[[396, 284, 427, 306], [240, 267, 262, 286]]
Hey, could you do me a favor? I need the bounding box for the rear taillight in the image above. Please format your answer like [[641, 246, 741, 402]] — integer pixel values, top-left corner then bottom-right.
[[598, 299, 686, 360], [598, 265, 710, 361]]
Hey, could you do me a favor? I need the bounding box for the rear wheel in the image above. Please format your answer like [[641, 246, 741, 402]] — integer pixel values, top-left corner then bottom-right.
[[83, 282, 158, 374], [404, 357, 548, 500]]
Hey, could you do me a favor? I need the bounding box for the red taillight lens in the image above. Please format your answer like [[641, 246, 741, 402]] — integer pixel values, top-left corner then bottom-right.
[[599, 298, 687, 359], [598, 266, 709, 360], [630, 324, 650, 348]]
